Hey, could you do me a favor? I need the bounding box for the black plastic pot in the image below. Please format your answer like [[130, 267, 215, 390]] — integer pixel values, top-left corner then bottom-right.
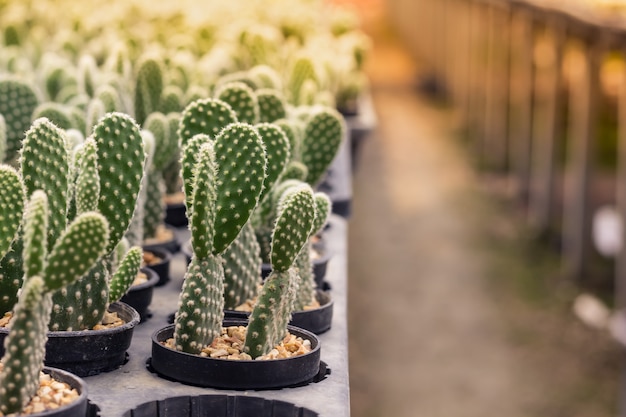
[[0, 302, 140, 377], [141, 247, 172, 286], [164, 201, 188, 228], [225, 290, 333, 335], [123, 395, 319, 417], [32, 367, 90, 417], [150, 319, 322, 390], [143, 225, 181, 254], [120, 268, 159, 322]]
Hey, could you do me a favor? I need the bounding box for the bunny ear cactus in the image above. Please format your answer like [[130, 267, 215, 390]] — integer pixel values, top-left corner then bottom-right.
[[222, 122, 290, 309], [0, 115, 6, 163], [300, 106, 346, 187], [0, 191, 109, 415], [0, 78, 39, 164], [293, 191, 331, 310], [287, 56, 317, 106], [0, 166, 25, 315], [243, 184, 315, 359], [178, 98, 238, 148], [49, 113, 146, 331], [19, 118, 70, 252], [93, 112, 146, 254], [215, 82, 259, 125], [134, 57, 164, 126], [174, 123, 266, 354], [256, 89, 287, 123]]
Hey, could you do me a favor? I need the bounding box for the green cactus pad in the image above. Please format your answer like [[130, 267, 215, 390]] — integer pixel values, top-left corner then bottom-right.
[[293, 241, 315, 310], [255, 123, 290, 204], [177, 98, 237, 147], [174, 255, 225, 354], [108, 246, 142, 303], [301, 107, 345, 186], [134, 57, 164, 126], [0, 114, 6, 162], [0, 78, 39, 163], [212, 123, 266, 255], [74, 138, 100, 215], [143, 169, 165, 240], [256, 89, 287, 123], [287, 56, 317, 105], [189, 142, 217, 258], [49, 258, 109, 331], [0, 165, 24, 259], [31, 103, 73, 130], [312, 192, 332, 236], [248, 65, 282, 90], [22, 191, 48, 280], [222, 222, 262, 309], [95, 85, 122, 113], [0, 239, 24, 315], [279, 160, 308, 182], [160, 85, 184, 114], [181, 133, 211, 215], [243, 268, 298, 358], [144, 112, 175, 171], [0, 276, 50, 415], [274, 119, 303, 162], [44, 212, 109, 291], [270, 184, 315, 272], [20, 118, 70, 250], [215, 82, 259, 125], [93, 112, 146, 254]]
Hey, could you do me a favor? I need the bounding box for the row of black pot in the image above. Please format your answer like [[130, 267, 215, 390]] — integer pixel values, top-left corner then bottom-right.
[[1, 222, 339, 417]]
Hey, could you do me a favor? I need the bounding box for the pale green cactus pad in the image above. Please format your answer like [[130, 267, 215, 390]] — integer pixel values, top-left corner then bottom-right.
[[300, 107, 345, 187], [178, 98, 238, 147], [256, 89, 287, 123], [215, 82, 259, 125]]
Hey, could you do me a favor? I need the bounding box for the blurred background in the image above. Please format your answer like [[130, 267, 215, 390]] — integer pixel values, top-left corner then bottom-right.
[[341, 0, 626, 416]]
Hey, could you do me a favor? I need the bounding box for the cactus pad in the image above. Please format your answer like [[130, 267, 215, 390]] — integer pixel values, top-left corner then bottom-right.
[[0, 78, 39, 163], [0, 165, 24, 259], [178, 98, 237, 147]]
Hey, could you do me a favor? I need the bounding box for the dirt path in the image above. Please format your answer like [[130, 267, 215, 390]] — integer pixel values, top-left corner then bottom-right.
[[346, 4, 622, 417]]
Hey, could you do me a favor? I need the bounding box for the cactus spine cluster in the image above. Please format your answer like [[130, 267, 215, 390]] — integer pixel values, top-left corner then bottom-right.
[[243, 183, 315, 358], [173, 101, 266, 354], [0, 191, 109, 415]]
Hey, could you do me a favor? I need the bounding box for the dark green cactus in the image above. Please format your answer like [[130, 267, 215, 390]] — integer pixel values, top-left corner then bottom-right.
[[256, 89, 287, 123], [95, 85, 123, 113], [255, 123, 290, 205], [244, 183, 315, 358], [0, 78, 39, 163], [0, 191, 109, 415], [300, 106, 345, 187], [108, 246, 143, 304], [274, 118, 303, 162], [134, 57, 164, 126], [215, 82, 259, 125], [159, 85, 184, 114], [174, 122, 267, 354], [162, 112, 183, 195]]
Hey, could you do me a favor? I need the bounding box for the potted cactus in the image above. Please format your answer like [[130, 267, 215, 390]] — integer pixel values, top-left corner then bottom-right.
[[151, 173, 322, 389], [0, 189, 109, 416], [0, 112, 147, 376]]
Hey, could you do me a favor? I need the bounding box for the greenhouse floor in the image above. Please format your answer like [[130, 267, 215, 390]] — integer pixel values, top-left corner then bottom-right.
[[346, 4, 623, 417]]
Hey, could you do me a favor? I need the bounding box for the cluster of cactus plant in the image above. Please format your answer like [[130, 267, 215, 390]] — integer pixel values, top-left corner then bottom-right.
[[173, 98, 267, 353], [0, 112, 146, 331], [0, 191, 110, 415]]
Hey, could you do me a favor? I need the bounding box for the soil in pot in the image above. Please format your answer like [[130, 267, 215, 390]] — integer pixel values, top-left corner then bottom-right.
[[150, 320, 325, 390], [123, 395, 319, 417], [0, 302, 140, 377], [141, 248, 171, 286], [226, 290, 333, 335], [120, 268, 159, 322], [0, 366, 89, 417], [142, 224, 180, 254]]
